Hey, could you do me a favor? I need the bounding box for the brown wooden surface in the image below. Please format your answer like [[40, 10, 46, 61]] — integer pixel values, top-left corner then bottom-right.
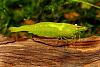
[[0, 35, 99, 67]]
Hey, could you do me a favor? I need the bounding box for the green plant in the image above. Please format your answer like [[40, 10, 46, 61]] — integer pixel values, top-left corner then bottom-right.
[[0, 0, 100, 36]]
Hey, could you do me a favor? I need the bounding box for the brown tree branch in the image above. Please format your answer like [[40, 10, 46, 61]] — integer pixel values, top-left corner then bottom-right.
[[0, 35, 99, 67]]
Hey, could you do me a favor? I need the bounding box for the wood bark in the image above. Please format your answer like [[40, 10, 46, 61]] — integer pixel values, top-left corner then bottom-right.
[[0, 35, 99, 67]]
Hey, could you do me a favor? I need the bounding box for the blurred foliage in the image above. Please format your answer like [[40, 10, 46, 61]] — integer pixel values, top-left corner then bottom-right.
[[0, 0, 100, 36]]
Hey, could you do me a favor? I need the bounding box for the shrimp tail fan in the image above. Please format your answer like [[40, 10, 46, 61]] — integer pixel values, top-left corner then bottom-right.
[[9, 25, 34, 32]]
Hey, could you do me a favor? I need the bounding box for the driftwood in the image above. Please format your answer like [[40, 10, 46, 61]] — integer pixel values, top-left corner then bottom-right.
[[0, 34, 99, 67]]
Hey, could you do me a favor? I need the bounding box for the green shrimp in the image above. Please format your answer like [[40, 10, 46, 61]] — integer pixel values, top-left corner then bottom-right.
[[9, 22, 87, 38]]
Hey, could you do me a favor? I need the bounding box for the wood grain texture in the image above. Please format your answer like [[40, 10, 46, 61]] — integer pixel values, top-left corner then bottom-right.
[[0, 35, 99, 67]]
